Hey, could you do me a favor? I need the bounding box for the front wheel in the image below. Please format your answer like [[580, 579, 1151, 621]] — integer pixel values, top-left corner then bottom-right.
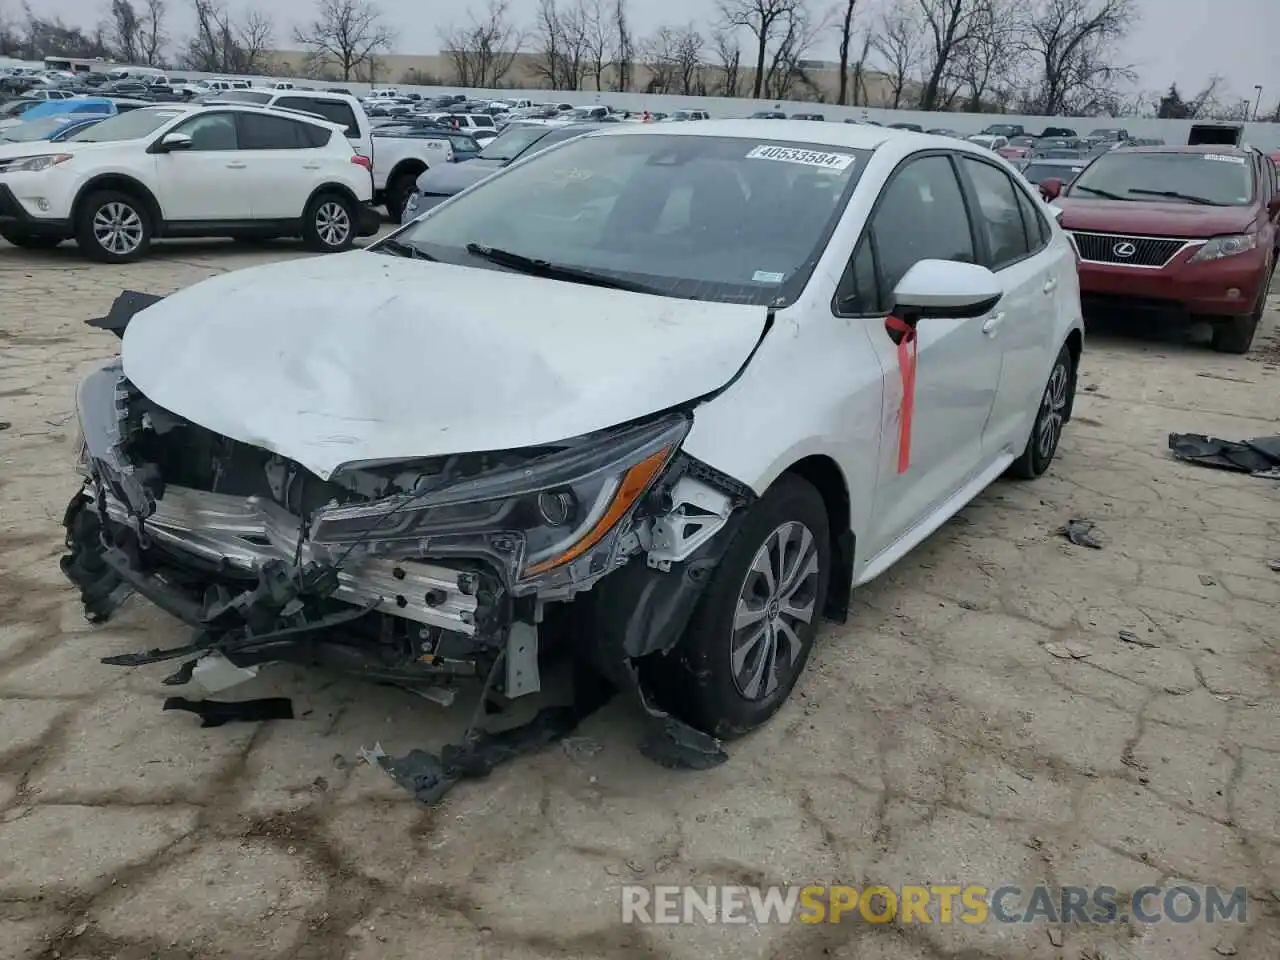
[[302, 192, 356, 253], [1210, 263, 1269, 355], [1008, 342, 1075, 479], [667, 475, 831, 739], [74, 190, 151, 263]]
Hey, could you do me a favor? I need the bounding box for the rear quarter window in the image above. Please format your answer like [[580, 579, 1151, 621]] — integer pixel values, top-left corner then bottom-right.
[[278, 96, 359, 138]]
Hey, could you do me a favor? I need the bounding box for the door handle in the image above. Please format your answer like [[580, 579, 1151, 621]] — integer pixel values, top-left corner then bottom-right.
[[1042, 278, 1058, 294], [982, 312, 1005, 335], [225, 162, 246, 169], [302, 163, 320, 170]]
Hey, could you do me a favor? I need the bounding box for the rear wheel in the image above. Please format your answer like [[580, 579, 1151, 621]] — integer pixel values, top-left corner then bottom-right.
[[302, 192, 356, 253], [1009, 342, 1075, 479], [385, 171, 419, 222]]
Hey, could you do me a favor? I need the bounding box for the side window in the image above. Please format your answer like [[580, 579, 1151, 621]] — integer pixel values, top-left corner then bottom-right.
[[170, 112, 238, 151], [834, 239, 880, 315], [236, 113, 313, 149], [961, 157, 1032, 269], [1013, 183, 1050, 252], [278, 96, 358, 138], [871, 154, 975, 300]]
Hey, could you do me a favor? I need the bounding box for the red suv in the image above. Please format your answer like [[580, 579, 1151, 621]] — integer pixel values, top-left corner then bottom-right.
[[1041, 145, 1280, 353]]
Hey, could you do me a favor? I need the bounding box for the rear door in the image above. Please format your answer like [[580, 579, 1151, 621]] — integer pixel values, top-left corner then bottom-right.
[[234, 112, 328, 219], [275, 94, 368, 159], [955, 154, 1058, 455]]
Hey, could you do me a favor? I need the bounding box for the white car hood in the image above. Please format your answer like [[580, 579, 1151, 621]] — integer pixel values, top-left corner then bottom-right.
[[121, 252, 768, 480]]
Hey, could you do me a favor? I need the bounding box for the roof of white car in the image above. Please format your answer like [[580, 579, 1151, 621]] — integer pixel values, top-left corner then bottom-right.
[[591, 118, 967, 157]]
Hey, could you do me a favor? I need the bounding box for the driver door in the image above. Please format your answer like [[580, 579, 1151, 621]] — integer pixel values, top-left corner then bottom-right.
[[838, 153, 1004, 559], [150, 111, 252, 222]]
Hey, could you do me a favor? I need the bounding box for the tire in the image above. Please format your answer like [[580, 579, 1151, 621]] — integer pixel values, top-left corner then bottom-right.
[[1210, 261, 1269, 355], [384, 171, 419, 223], [1008, 341, 1075, 479], [0, 228, 63, 250], [667, 474, 831, 739], [302, 192, 356, 253], [74, 190, 151, 263]]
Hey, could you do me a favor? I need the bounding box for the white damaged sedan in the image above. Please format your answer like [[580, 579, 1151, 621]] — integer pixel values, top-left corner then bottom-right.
[[64, 121, 1083, 771]]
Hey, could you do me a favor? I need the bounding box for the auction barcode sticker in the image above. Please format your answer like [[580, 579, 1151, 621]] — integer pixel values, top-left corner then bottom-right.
[[746, 145, 856, 170], [1203, 154, 1246, 164]]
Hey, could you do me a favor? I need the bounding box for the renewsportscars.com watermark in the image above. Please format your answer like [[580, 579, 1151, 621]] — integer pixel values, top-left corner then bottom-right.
[[621, 885, 1249, 926]]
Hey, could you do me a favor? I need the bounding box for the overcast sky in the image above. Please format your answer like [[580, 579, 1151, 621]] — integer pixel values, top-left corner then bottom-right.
[[25, 0, 1280, 102]]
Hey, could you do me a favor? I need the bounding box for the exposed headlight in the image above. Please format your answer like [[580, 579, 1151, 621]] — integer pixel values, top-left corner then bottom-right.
[[1189, 234, 1257, 262], [0, 154, 73, 173], [311, 415, 690, 591]]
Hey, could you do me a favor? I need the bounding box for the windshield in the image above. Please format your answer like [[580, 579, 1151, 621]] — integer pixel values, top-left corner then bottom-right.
[[984, 125, 1017, 136], [3, 116, 80, 141], [393, 133, 869, 306], [64, 107, 186, 142], [1068, 151, 1254, 205], [211, 90, 272, 105], [477, 125, 547, 161]]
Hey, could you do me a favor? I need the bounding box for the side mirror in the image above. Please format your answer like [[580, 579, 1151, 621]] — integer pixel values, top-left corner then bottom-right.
[[1048, 205, 1065, 223], [156, 131, 192, 152], [1039, 177, 1062, 201], [891, 260, 1003, 320]]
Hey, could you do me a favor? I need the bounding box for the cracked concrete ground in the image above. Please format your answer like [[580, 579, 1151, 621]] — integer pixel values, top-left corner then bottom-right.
[[0, 236, 1278, 960]]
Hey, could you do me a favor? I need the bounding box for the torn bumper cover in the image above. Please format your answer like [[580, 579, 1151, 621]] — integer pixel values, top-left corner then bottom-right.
[[63, 293, 756, 776]]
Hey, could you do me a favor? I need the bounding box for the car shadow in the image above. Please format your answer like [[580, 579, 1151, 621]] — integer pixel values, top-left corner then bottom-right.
[[0, 231, 393, 262]]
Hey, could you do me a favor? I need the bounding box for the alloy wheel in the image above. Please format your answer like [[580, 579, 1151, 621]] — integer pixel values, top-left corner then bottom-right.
[[1036, 359, 1070, 460], [729, 520, 820, 701], [92, 202, 143, 256], [315, 201, 351, 248]]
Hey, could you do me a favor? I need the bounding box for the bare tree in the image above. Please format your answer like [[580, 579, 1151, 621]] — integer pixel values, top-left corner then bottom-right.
[[608, 0, 633, 90], [642, 26, 680, 93], [179, 0, 271, 72], [580, 0, 610, 90], [293, 0, 392, 82], [642, 24, 707, 95], [916, 0, 987, 111], [718, 0, 799, 100], [872, 2, 922, 107], [763, 5, 825, 100], [106, 0, 142, 64], [710, 27, 742, 96], [848, 30, 873, 104], [952, 0, 1019, 111], [17, 3, 108, 59], [835, 0, 859, 105], [1019, 0, 1136, 115], [529, 0, 591, 90], [440, 0, 522, 88]]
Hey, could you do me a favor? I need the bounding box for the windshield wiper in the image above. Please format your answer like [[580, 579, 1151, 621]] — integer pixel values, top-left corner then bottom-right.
[[1072, 185, 1129, 201], [376, 238, 438, 260], [464, 242, 660, 295], [1127, 189, 1224, 206]]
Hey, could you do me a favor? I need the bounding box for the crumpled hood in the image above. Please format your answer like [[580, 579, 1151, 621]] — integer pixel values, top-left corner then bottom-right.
[[1054, 197, 1257, 237], [121, 251, 769, 480], [415, 158, 503, 194]]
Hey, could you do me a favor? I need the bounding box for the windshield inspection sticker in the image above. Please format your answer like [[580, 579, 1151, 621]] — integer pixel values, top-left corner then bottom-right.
[[746, 145, 856, 171], [1203, 154, 1246, 164], [752, 270, 786, 283]]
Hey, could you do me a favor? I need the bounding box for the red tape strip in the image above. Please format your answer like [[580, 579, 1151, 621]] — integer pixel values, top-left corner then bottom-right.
[[884, 316, 918, 474]]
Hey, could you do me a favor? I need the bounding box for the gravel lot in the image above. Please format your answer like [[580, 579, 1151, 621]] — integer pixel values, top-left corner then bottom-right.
[[1, 238, 1278, 960]]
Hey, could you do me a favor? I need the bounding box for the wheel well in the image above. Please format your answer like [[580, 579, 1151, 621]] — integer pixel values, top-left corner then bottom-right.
[[72, 176, 162, 234], [782, 455, 854, 622], [1063, 328, 1083, 421], [388, 160, 426, 186], [305, 182, 361, 211]]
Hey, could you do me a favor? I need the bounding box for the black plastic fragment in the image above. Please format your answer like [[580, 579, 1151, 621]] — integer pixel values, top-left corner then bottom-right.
[[1168, 432, 1280, 474], [162, 696, 294, 727], [1059, 518, 1102, 550], [88, 290, 165, 338]]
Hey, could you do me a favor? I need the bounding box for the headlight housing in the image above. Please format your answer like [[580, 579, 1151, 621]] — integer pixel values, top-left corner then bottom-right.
[[0, 154, 73, 173], [311, 415, 690, 593], [1188, 234, 1257, 263]]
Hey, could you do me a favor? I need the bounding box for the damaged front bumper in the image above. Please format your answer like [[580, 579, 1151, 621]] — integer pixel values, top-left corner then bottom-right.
[[63, 341, 754, 732]]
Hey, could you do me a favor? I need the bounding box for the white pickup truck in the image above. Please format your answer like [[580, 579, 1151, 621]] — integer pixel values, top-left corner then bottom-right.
[[369, 126, 483, 220]]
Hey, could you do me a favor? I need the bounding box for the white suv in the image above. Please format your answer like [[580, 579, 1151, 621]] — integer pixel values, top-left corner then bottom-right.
[[0, 103, 380, 261]]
